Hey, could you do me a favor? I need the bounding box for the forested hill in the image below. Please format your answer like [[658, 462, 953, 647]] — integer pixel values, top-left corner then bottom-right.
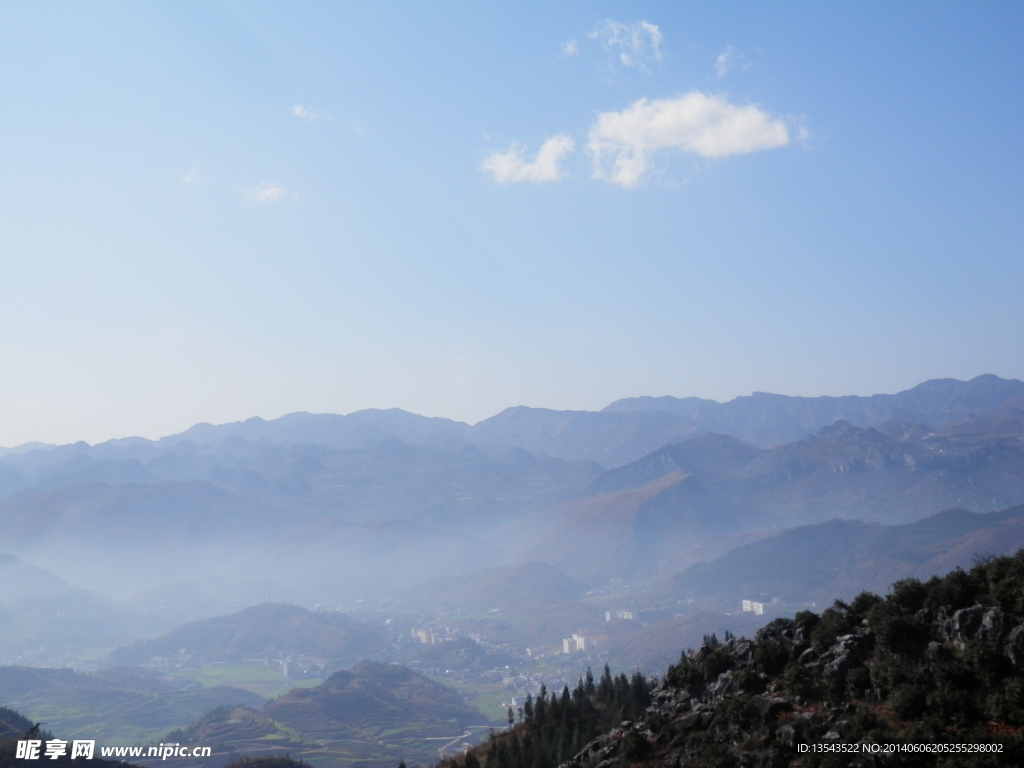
[[443, 549, 1024, 768]]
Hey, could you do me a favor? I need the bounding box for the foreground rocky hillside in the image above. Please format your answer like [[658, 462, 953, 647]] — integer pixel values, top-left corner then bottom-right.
[[446, 550, 1024, 768]]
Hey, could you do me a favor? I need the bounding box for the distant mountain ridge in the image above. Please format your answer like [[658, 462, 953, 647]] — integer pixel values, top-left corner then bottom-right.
[[161, 408, 473, 451], [604, 374, 1024, 446], [3, 374, 1019, 466]]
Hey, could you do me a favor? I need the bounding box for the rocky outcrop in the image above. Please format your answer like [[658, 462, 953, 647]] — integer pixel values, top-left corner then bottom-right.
[[555, 600, 1024, 768], [443, 553, 1024, 768]]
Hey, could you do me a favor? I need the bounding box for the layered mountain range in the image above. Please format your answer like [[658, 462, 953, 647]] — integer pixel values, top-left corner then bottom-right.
[[0, 375, 1022, 667]]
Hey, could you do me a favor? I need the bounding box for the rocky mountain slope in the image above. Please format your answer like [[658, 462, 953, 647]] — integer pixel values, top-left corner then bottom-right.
[[591, 417, 1024, 527], [672, 504, 1024, 607], [447, 549, 1024, 768]]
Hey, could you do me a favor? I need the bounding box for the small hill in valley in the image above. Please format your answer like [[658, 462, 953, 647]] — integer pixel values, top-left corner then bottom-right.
[[168, 662, 490, 768], [266, 661, 482, 730], [107, 603, 384, 667]]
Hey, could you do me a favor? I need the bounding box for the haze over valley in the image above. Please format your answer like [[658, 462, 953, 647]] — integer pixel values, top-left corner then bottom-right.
[[2, 376, 1023, 762], [0, 374, 1020, 678]]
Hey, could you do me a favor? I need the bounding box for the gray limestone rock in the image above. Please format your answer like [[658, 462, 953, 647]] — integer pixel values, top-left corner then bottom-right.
[[947, 604, 985, 646], [978, 606, 1005, 641], [820, 634, 864, 681], [1005, 624, 1024, 666]]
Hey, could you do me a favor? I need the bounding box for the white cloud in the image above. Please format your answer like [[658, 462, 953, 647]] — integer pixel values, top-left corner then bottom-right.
[[481, 135, 575, 184], [715, 46, 736, 78], [589, 20, 662, 71], [587, 92, 790, 188], [181, 167, 199, 183], [291, 104, 327, 121], [562, 39, 579, 57], [246, 182, 286, 203]]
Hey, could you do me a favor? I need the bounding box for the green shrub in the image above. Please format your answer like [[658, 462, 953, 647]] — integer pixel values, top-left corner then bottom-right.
[[985, 550, 1024, 614], [849, 591, 883, 615], [782, 662, 819, 700], [888, 578, 928, 613], [866, 600, 928, 655], [753, 639, 789, 676], [701, 648, 733, 679], [682, 732, 735, 768], [845, 666, 872, 699], [889, 683, 928, 720], [619, 728, 653, 760], [810, 603, 858, 653], [666, 660, 705, 691], [732, 669, 766, 695], [923, 567, 981, 612], [848, 706, 884, 741], [793, 610, 820, 635], [714, 695, 758, 729], [987, 677, 1024, 726]]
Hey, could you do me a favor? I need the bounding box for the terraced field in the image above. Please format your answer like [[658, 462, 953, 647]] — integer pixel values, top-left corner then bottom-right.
[[173, 661, 322, 699], [0, 660, 499, 767]]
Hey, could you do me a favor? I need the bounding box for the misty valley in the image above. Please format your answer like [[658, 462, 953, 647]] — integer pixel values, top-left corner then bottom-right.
[[1, 375, 1023, 765]]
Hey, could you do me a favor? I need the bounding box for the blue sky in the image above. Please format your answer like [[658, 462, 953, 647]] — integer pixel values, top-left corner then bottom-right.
[[1, 2, 1022, 446]]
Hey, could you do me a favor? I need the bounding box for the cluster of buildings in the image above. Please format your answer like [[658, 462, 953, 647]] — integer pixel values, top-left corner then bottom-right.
[[605, 607, 674, 623], [561, 634, 588, 654], [605, 610, 635, 621], [410, 626, 461, 644], [741, 599, 765, 615]]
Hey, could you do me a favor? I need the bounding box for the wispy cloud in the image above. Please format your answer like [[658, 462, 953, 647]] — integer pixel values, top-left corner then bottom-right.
[[715, 47, 736, 78], [181, 167, 199, 184], [589, 20, 662, 71], [587, 92, 790, 188], [291, 104, 328, 121], [714, 46, 753, 79], [562, 39, 579, 57], [481, 135, 575, 184], [246, 182, 287, 203]]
